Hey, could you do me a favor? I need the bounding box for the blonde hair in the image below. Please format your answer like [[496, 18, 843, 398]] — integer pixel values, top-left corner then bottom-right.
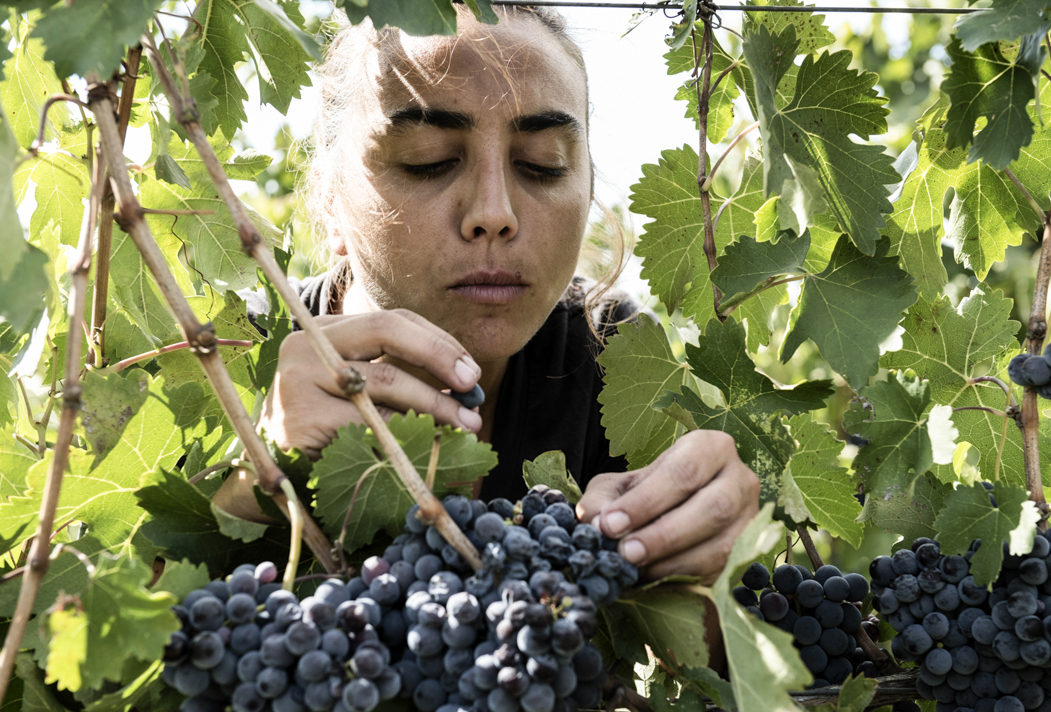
[[307, 6, 630, 336]]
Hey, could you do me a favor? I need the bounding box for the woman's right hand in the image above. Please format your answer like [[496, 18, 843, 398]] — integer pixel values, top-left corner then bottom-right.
[[259, 308, 483, 458]]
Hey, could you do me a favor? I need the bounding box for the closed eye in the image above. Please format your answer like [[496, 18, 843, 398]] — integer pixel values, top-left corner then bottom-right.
[[517, 162, 565, 180], [402, 159, 459, 177]]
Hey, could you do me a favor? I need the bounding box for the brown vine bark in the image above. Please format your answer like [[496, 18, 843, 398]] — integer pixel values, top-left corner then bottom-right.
[[141, 35, 483, 570], [0, 137, 105, 705], [87, 85, 339, 574], [692, 20, 722, 317]]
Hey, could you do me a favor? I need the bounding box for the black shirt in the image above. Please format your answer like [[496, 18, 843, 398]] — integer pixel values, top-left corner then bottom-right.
[[243, 270, 640, 502]]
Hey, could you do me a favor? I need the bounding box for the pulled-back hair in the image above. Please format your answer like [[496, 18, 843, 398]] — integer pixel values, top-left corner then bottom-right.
[[306, 6, 630, 338]]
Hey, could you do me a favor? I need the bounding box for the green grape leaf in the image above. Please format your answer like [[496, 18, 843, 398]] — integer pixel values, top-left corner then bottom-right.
[[660, 318, 833, 505], [935, 481, 1030, 585], [0, 375, 210, 615], [195, 0, 314, 136], [0, 429, 36, 498], [954, 0, 1051, 51], [211, 502, 268, 543], [614, 581, 709, 669], [44, 554, 179, 692], [0, 242, 50, 337], [1, 20, 69, 148], [783, 413, 863, 548], [153, 154, 190, 190], [78, 370, 151, 463], [743, 0, 835, 55], [521, 451, 582, 504], [311, 412, 497, 552], [712, 502, 811, 711], [680, 667, 735, 711], [781, 236, 917, 389], [859, 473, 950, 553], [33, 0, 163, 79], [880, 291, 1037, 487], [108, 226, 181, 349], [136, 468, 289, 571], [597, 316, 696, 469], [942, 36, 1043, 170], [153, 559, 210, 601], [342, 0, 458, 36], [15, 653, 64, 712], [711, 230, 809, 300], [247, 257, 294, 393], [836, 674, 878, 712], [79, 659, 163, 712], [251, 0, 323, 60], [666, 30, 743, 143], [630, 148, 771, 343], [844, 370, 934, 497], [14, 150, 91, 247], [138, 134, 279, 292], [1011, 110, 1051, 213], [886, 129, 1029, 299], [743, 24, 898, 255]]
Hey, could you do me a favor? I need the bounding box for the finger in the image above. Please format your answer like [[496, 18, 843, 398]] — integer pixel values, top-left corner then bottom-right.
[[591, 431, 736, 540], [321, 310, 481, 391], [349, 360, 483, 433], [263, 380, 365, 453], [576, 471, 636, 524], [614, 468, 755, 568], [642, 516, 752, 584]]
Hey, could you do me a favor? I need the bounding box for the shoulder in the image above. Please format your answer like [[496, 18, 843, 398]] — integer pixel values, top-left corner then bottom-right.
[[552, 276, 647, 344]]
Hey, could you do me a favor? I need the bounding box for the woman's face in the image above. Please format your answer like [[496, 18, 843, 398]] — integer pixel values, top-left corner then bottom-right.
[[334, 14, 592, 363]]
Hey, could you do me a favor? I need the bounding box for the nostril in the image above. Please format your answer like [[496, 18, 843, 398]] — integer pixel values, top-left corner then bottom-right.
[[473, 226, 485, 239]]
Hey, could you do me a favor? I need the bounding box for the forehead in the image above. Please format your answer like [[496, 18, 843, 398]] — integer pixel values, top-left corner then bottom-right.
[[356, 17, 588, 126]]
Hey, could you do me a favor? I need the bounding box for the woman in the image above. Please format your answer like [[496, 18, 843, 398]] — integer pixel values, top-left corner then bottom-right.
[[219, 6, 759, 584]]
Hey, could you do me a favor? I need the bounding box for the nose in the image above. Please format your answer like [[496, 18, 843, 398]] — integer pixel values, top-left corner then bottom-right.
[[460, 151, 518, 242]]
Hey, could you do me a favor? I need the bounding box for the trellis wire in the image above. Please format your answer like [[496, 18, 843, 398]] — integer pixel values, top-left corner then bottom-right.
[[489, 1, 979, 12]]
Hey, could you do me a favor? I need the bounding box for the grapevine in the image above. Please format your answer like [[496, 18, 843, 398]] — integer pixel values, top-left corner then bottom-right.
[[0, 1, 1049, 711]]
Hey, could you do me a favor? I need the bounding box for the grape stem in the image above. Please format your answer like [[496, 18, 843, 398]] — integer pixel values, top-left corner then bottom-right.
[[141, 33, 484, 572], [952, 405, 1008, 418], [690, 23, 723, 318], [797, 528, 824, 570], [280, 479, 303, 592], [188, 458, 249, 486], [0, 124, 104, 705], [110, 339, 255, 373], [700, 121, 759, 193], [336, 461, 385, 570], [854, 622, 897, 673], [969, 375, 1015, 403]]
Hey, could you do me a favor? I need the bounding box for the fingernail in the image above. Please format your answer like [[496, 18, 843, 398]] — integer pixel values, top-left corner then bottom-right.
[[603, 510, 631, 537], [621, 538, 646, 564], [455, 357, 480, 387], [459, 407, 482, 432]]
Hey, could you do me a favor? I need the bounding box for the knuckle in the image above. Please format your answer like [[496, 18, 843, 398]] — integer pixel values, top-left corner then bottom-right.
[[368, 362, 399, 389], [707, 495, 735, 528]]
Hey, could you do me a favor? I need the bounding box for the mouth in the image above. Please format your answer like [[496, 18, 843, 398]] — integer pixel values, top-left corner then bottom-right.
[[450, 269, 528, 305]]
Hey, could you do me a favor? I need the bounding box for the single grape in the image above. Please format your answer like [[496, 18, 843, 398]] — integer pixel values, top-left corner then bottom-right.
[[343, 678, 380, 712], [741, 562, 770, 590], [256, 666, 289, 699]]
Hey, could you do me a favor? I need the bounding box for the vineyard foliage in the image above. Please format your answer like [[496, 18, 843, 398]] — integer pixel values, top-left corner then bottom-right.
[[0, 0, 1048, 710]]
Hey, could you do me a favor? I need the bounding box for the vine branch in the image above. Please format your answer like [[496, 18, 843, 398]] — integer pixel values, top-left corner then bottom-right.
[[141, 34, 483, 571], [0, 126, 104, 705], [87, 83, 339, 574], [110, 339, 254, 373], [691, 23, 722, 318], [90, 46, 142, 368], [1006, 169, 1051, 519], [700, 120, 759, 193]]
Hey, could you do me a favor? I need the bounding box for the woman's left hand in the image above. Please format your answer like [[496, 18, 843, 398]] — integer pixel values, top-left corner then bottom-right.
[[575, 430, 760, 584]]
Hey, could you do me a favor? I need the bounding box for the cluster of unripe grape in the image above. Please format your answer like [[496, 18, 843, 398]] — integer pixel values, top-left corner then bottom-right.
[[1008, 350, 1051, 395], [161, 486, 632, 712], [736, 561, 869, 687], [872, 533, 1051, 712]]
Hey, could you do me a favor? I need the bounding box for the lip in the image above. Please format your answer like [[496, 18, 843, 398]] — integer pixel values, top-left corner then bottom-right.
[[450, 269, 528, 305]]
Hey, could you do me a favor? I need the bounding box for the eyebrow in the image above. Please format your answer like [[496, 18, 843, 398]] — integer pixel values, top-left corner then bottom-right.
[[385, 107, 582, 137]]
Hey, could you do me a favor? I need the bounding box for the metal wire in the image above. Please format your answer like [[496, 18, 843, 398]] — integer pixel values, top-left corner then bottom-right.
[[488, 1, 980, 12]]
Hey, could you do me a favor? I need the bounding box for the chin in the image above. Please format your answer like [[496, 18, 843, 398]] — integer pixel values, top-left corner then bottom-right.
[[451, 316, 538, 363]]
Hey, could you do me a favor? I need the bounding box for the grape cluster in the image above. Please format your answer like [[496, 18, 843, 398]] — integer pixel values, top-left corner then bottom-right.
[[736, 561, 869, 687], [161, 487, 632, 712], [1008, 350, 1051, 397], [871, 533, 1051, 712]]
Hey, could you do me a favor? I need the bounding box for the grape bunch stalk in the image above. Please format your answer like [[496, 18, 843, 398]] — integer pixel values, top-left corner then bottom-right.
[[871, 532, 1051, 712], [160, 486, 636, 712], [736, 561, 869, 687]]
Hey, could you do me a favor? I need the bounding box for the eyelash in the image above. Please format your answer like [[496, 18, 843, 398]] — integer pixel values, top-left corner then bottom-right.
[[401, 160, 565, 181]]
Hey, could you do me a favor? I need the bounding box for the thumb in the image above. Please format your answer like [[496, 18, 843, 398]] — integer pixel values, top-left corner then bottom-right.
[[575, 471, 633, 528]]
